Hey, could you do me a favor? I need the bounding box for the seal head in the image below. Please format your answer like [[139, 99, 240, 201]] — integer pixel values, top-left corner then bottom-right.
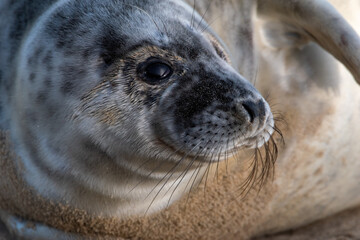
[[6, 0, 274, 216]]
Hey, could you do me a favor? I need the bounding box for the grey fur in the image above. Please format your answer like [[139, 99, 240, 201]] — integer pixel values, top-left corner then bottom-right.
[[0, 0, 273, 238]]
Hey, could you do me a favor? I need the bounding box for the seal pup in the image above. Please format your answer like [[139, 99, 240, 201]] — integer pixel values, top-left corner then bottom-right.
[[1, 0, 360, 239], [0, 0, 276, 238]]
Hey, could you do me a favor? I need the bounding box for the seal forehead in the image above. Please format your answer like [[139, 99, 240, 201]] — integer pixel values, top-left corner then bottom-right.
[[43, 0, 212, 57]]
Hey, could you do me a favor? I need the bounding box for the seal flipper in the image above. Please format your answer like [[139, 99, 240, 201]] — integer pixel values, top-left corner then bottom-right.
[[257, 0, 360, 84]]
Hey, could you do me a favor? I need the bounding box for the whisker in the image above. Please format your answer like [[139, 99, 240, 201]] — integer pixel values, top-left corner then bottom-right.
[[214, 141, 223, 183], [252, 64, 259, 87], [165, 148, 202, 207], [196, 3, 211, 31], [238, 143, 259, 198], [185, 159, 204, 204], [165, 125, 225, 206], [127, 143, 187, 194], [158, 17, 170, 36], [144, 141, 203, 215], [190, 0, 196, 29], [123, 4, 163, 35], [203, 153, 214, 195], [184, 130, 224, 202], [200, 15, 221, 33]]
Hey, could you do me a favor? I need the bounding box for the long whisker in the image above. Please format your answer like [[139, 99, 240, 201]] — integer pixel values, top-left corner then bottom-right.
[[167, 126, 223, 205], [252, 63, 259, 87], [127, 142, 187, 194], [202, 150, 215, 195], [145, 141, 201, 198], [200, 15, 221, 33], [196, 3, 211, 31], [144, 141, 203, 215], [190, 0, 196, 29], [165, 145, 204, 207], [184, 128, 224, 203], [123, 4, 163, 34], [238, 142, 260, 198]]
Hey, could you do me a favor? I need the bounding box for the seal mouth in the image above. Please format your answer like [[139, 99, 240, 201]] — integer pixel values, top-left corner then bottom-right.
[[154, 113, 276, 163]]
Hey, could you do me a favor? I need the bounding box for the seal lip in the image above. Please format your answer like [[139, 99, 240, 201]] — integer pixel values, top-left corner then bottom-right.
[[153, 131, 262, 163], [152, 135, 207, 163]]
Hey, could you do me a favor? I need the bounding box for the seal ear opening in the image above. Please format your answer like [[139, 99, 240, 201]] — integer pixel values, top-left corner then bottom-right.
[[257, 0, 360, 84]]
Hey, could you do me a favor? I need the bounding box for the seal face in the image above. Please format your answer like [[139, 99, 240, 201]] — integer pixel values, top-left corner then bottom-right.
[[153, 52, 272, 159], [1, 0, 274, 222]]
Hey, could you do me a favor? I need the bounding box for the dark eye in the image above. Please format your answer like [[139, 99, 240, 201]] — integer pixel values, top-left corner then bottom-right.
[[143, 61, 173, 85]]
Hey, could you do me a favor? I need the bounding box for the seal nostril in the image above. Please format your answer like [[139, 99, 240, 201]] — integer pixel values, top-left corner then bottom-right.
[[242, 101, 257, 123]]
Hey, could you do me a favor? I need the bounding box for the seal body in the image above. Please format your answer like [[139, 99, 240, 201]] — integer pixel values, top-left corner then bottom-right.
[[0, 0, 275, 238], [254, 0, 360, 234], [1, 0, 360, 239]]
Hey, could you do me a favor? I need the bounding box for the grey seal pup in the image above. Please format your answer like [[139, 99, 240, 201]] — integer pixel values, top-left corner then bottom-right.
[[0, 0, 276, 238], [3, 0, 360, 239]]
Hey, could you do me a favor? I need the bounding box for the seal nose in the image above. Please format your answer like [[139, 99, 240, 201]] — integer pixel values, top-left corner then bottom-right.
[[242, 101, 257, 123], [236, 100, 266, 124]]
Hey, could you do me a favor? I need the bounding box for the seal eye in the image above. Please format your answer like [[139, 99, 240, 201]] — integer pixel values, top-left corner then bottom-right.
[[143, 61, 173, 85]]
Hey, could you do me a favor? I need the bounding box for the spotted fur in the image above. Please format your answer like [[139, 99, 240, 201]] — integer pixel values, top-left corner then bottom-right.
[[0, 0, 276, 238], [2, 0, 360, 239]]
